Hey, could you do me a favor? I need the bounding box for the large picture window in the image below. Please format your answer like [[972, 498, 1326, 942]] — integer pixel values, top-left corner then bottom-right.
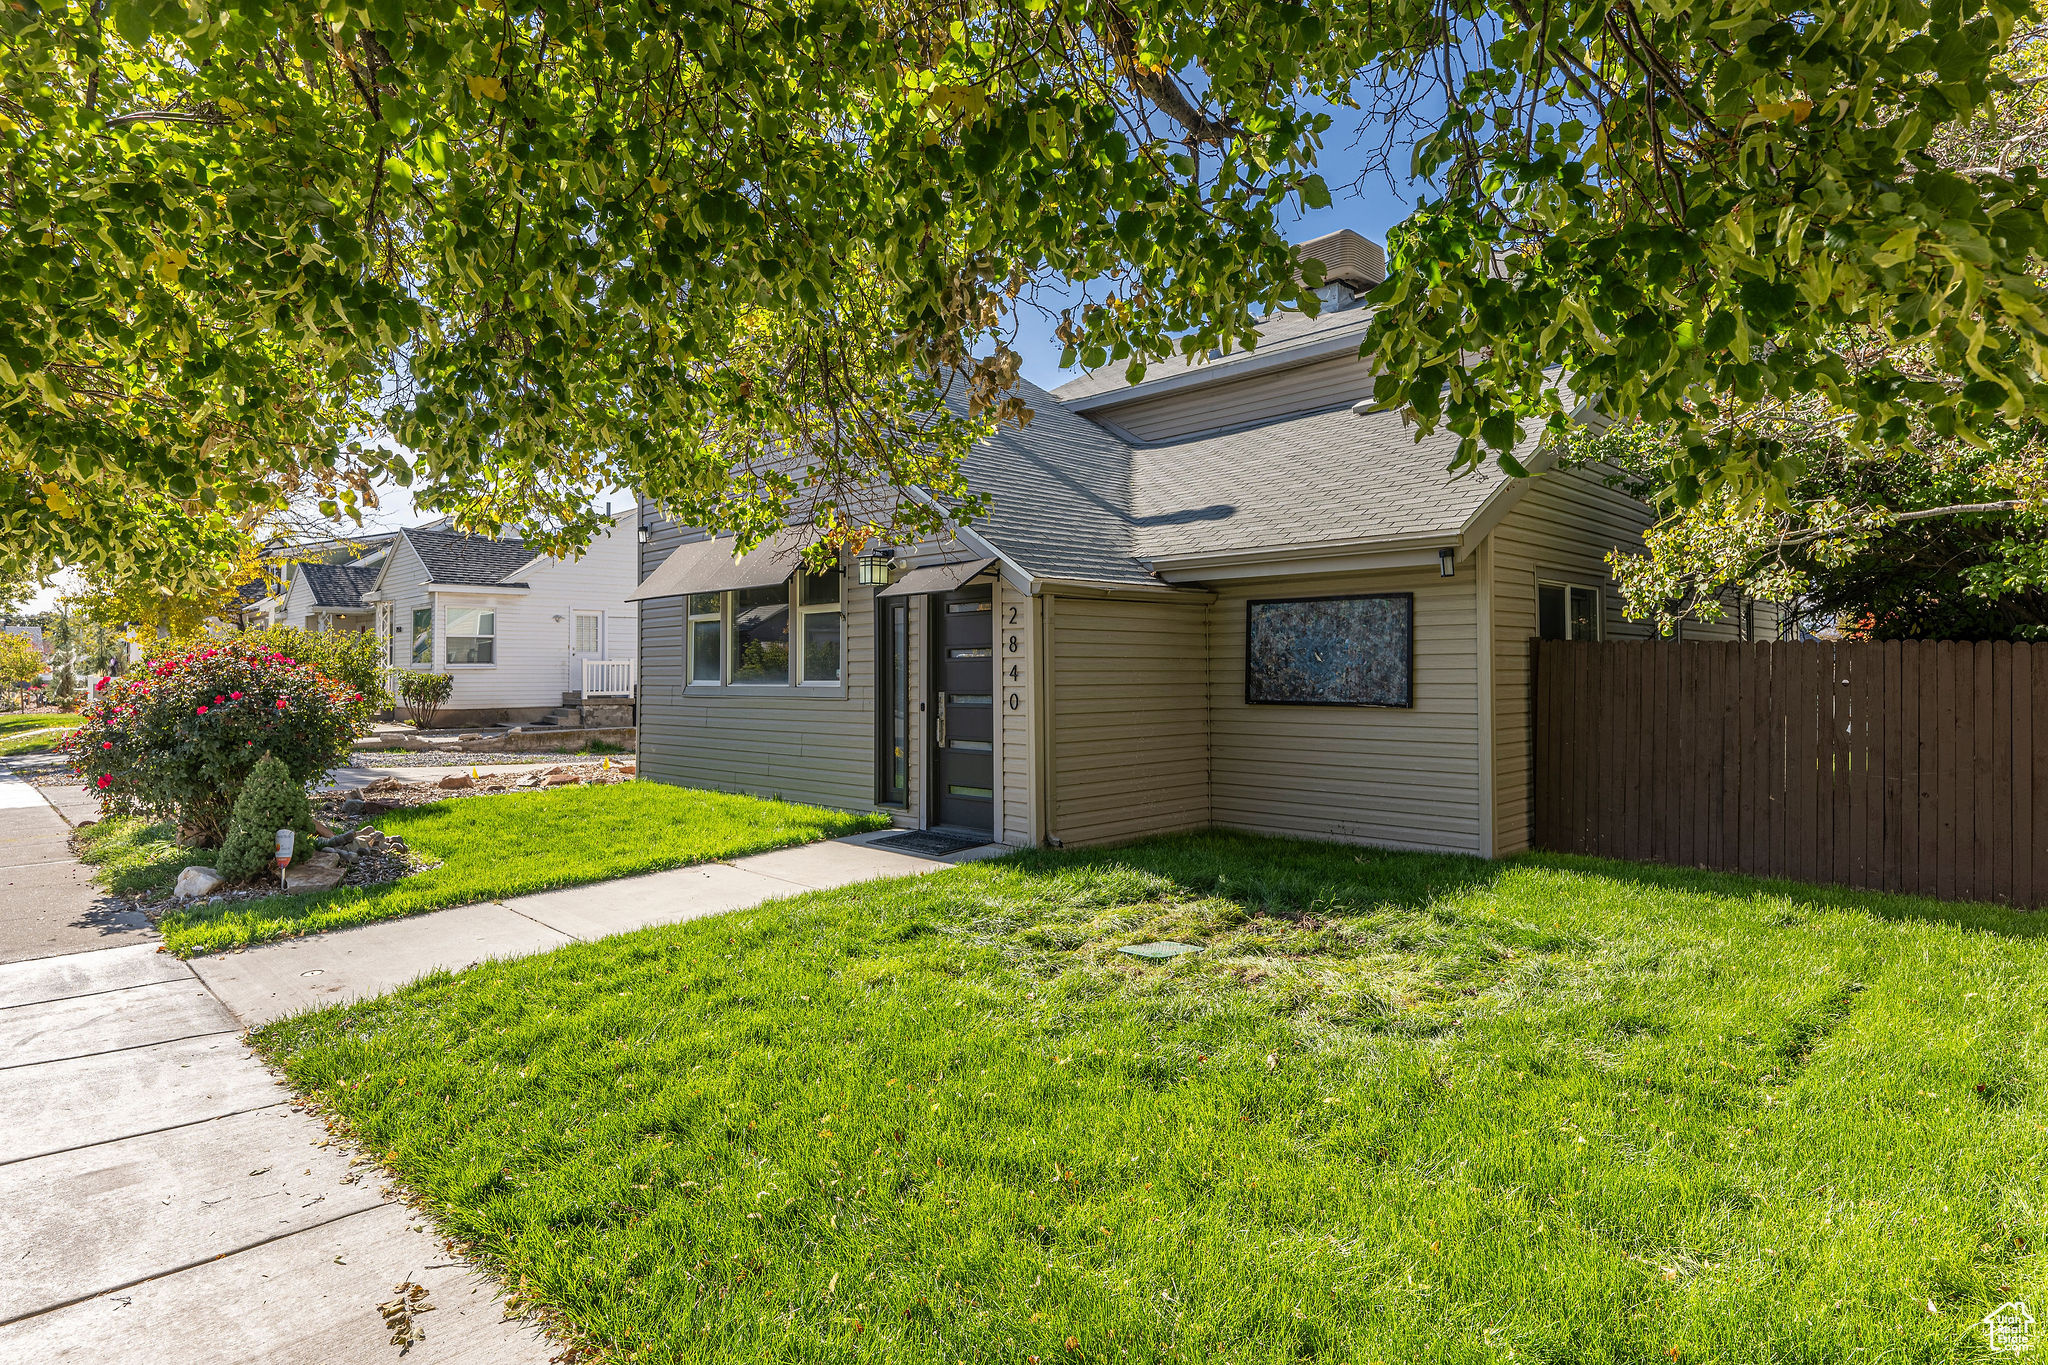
[[411, 607, 434, 665], [797, 568, 842, 684], [730, 583, 791, 685], [1245, 593, 1413, 707], [444, 607, 496, 665]]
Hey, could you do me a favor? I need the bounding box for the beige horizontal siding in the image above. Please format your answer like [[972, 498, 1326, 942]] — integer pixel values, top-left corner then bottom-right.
[[1048, 595, 1210, 845], [1100, 355, 1372, 441], [1209, 568, 1484, 854]]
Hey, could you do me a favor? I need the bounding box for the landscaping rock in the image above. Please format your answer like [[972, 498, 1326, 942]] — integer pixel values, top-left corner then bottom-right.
[[312, 817, 335, 837], [172, 866, 224, 900], [341, 798, 365, 816], [437, 773, 475, 790], [545, 769, 580, 786], [284, 848, 348, 893]]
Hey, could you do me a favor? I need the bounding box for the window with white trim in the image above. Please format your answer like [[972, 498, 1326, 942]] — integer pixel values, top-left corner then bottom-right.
[[445, 607, 496, 664], [797, 568, 842, 684], [731, 584, 790, 685], [411, 607, 434, 665], [1537, 583, 1602, 641], [687, 593, 722, 684]]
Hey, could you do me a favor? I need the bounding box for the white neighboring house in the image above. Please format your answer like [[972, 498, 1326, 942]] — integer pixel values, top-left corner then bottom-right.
[[361, 519, 640, 725]]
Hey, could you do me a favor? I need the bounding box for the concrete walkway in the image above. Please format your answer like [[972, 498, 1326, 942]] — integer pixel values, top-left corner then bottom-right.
[[191, 830, 983, 1025], [0, 767, 993, 1359], [0, 769, 150, 965]]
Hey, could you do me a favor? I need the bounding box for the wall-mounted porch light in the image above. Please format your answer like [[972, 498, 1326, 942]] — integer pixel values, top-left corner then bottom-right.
[[856, 546, 897, 587], [637, 524, 651, 545], [1438, 546, 1457, 578]]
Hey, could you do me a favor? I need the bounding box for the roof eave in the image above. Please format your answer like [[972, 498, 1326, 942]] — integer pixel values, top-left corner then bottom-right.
[[1145, 530, 1463, 584]]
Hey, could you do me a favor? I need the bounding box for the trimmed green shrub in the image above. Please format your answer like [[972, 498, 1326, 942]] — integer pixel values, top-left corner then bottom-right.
[[216, 752, 318, 881], [394, 669, 454, 728], [67, 639, 370, 844]]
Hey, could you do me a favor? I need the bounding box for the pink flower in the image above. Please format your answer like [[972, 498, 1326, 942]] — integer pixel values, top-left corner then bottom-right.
[[196, 706, 208, 715], [275, 698, 288, 709], [93, 678, 107, 691], [95, 774, 110, 789], [230, 691, 242, 700], [101, 740, 112, 749], [214, 695, 224, 703]]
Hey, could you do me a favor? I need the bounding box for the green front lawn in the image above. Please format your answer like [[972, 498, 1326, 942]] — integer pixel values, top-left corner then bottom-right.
[[254, 832, 2048, 1364], [129, 782, 885, 956], [0, 712, 82, 755]]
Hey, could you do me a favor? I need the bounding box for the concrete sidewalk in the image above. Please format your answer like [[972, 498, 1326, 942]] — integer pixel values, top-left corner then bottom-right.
[[191, 830, 992, 1025], [0, 944, 555, 1363], [0, 768, 150, 965]]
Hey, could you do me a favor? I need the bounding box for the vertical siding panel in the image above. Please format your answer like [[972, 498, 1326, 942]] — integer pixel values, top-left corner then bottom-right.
[[1719, 644, 1742, 871], [1922, 643, 1945, 903], [1846, 644, 1870, 890], [2014, 645, 2034, 907], [1990, 641, 2014, 903], [1744, 643, 1769, 876], [1625, 645, 1646, 860], [1960, 642, 1984, 901], [1892, 642, 1908, 896], [2035, 646, 2048, 907], [1938, 642, 1961, 903], [1688, 644, 1709, 867]]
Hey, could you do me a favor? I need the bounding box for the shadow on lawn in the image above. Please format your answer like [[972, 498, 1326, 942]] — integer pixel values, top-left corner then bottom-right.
[[1516, 849, 2048, 940], [994, 829, 2045, 943], [997, 829, 1513, 918]]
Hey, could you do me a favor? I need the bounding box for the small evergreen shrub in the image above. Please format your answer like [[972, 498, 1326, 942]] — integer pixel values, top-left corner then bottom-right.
[[66, 639, 370, 843], [216, 752, 318, 881], [395, 669, 455, 727]]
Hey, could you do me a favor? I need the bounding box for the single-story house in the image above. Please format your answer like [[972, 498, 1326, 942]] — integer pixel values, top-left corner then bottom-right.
[[361, 518, 641, 725], [631, 230, 1774, 855]]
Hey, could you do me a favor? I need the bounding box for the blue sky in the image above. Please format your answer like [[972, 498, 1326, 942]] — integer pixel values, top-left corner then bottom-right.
[[1008, 122, 1422, 389]]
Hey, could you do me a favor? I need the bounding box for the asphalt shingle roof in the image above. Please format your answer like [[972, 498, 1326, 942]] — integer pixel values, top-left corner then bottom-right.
[[403, 528, 534, 586], [953, 376, 1501, 587], [297, 562, 382, 608], [1128, 404, 1504, 563]]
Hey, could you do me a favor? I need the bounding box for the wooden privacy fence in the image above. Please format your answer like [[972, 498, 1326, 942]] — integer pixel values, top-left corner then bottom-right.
[[1531, 639, 2048, 906]]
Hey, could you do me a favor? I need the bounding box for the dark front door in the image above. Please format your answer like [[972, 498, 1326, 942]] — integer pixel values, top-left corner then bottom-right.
[[931, 586, 995, 833]]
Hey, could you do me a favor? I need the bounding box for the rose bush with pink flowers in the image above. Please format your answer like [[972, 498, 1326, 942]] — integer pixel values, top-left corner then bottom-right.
[[66, 640, 371, 843]]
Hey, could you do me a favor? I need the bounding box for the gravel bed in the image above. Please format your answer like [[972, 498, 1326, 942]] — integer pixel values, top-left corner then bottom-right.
[[345, 750, 605, 767]]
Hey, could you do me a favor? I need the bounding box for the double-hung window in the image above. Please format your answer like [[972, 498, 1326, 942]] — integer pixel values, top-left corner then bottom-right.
[[445, 607, 496, 664], [411, 607, 435, 665], [797, 569, 842, 684], [1537, 583, 1603, 641], [687, 593, 723, 684]]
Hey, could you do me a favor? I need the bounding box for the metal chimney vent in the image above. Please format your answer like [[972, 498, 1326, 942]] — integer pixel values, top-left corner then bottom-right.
[[1295, 229, 1387, 291]]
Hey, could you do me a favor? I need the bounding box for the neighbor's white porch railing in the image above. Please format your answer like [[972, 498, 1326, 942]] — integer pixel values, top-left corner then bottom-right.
[[582, 658, 636, 697]]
